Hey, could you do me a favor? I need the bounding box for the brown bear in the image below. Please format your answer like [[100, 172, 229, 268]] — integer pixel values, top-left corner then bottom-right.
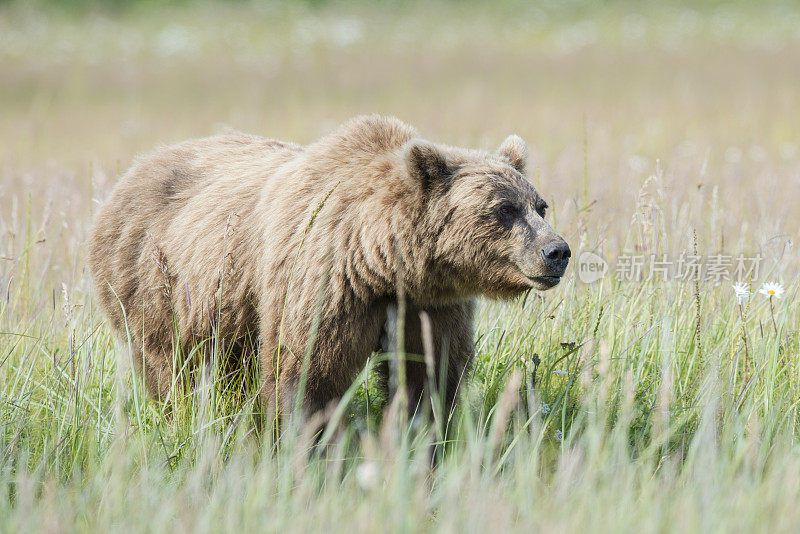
[[88, 115, 570, 420]]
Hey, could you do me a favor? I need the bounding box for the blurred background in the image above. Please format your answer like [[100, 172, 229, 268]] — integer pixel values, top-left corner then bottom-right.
[[1, 0, 798, 287]]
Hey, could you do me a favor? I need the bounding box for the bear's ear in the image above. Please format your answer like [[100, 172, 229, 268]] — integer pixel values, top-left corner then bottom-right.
[[403, 138, 451, 192], [497, 134, 528, 174]]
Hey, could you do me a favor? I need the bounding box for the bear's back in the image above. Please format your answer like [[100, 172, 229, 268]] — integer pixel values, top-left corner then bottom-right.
[[88, 131, 301, 338]]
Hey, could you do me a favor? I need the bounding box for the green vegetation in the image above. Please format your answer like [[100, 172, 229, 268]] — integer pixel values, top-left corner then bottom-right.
[[2, 1, 799, 531]]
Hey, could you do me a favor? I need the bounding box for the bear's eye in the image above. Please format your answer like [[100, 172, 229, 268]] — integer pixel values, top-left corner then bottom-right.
[[535, 202, 548, 218], [496, 202, 518, 220]]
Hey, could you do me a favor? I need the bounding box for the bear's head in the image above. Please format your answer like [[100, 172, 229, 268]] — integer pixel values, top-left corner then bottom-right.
[[405, 135, 570, 300]]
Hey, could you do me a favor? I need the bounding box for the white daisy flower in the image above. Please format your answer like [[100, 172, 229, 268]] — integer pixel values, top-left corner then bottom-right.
[[758, 282, 784, 299], [732, 282, 749, 304], [355, 461, 379, 490]]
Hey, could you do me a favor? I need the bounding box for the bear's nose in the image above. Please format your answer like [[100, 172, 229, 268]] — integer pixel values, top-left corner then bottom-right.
[[541, 241, 571, 275]]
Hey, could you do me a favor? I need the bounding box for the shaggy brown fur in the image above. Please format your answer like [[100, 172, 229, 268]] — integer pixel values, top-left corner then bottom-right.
[[89, 115, 569, 419]]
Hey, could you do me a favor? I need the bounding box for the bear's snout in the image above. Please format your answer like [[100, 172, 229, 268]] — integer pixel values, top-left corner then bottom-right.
[[540, 240, 571, 277], [512, 235, 570, 291]]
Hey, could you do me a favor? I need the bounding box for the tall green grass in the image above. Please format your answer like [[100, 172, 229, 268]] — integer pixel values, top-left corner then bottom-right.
[[2, 203, 798, 530]]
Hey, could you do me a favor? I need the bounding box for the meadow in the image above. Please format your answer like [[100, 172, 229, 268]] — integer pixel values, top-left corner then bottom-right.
[[2, 1, 800, 531]]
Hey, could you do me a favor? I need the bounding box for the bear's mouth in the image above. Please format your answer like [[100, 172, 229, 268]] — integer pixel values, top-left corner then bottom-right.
[[528, 275, 561, 289]]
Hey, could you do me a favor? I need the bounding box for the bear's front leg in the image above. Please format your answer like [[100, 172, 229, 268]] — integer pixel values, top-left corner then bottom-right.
[[123, 338, 180, 407], [378, 300, 475, 423], [257, 301, 387, 426]]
